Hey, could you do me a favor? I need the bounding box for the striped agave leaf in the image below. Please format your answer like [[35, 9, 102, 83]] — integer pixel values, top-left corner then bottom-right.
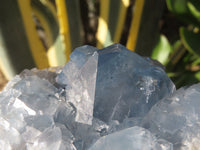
[[127, 0, 165, 56], [0, 0, 40, 79], [56, 0, 84, 61], [96, 0, 130, 49], [31, 0, 67, 66]]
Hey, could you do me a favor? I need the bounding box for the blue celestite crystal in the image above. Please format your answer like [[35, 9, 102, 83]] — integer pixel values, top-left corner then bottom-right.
[[2, 43, 198, 150], [57, 44, 175, 125]]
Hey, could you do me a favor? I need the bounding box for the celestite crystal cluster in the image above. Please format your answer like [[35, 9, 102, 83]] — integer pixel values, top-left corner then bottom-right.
[[0, 44, 199, 150]]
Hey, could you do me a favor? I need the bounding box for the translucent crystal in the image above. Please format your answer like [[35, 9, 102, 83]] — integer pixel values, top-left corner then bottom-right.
[[56, 45, 98, 87], [142, 83, 200, 149], [88, 126, 173, 150], [94, 44, 175, 122], [57, 45, 98, 125]]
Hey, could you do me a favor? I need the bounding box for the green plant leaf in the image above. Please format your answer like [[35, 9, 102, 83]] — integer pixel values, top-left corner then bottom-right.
[[187, 1, 200, 20], [195, 71, 200, 80], [166, 0, 188, 14], [151, 35, 172, 65], [166, 0, 200, 27], [192, 58, 200, 65], [180, 27, 200, 56]]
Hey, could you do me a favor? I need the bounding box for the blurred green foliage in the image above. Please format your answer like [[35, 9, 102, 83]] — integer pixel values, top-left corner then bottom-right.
[[152, 0, 200, 88], [151, 35, 172, 65]]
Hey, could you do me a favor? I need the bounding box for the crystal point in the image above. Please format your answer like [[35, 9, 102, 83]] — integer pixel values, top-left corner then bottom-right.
[[94, 44, 175, 122]]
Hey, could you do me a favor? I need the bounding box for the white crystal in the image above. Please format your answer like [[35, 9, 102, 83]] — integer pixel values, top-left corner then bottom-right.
[[13, 98, 36, 116], [57, 46, 98, 125], [67, 52, 98, 125]]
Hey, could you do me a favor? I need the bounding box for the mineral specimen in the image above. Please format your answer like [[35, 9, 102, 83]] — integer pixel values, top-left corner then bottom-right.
[[0, 43, 198, 150]]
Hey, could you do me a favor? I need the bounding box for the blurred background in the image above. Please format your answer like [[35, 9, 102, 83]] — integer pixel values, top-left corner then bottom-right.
[[0, 0, 200, 90]]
